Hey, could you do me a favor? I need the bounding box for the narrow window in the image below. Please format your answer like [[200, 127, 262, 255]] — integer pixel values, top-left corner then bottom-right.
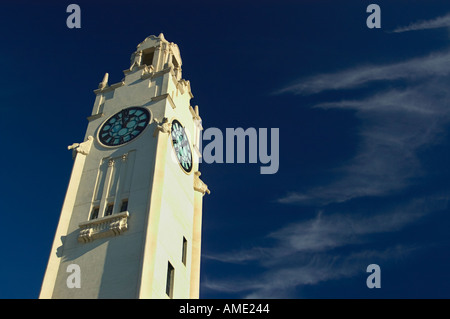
[[120, 199, 128, 212], [172, 56, 179, 68], [182, 237, 187, 266], [142, 50, 154, 67], [166, 262, 174, 298], [90, 207, 99, 220], [105, 203, 114, 216]]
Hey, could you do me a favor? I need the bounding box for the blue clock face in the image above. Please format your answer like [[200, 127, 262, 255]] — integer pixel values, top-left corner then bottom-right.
[[99, 107, 150, 146], [171, 120, 193, 173]]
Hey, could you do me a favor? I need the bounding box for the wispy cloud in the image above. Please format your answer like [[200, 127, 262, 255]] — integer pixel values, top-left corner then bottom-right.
[[204, 246, 417, 298], [276, 51, 450, 206], [279, 86, 450, 205], [203, 196, 447, 297], [392, 12, 450, 33], [205, 196, 447, 264], [203, 47, 450, 296], [275, 51, 450, 96]]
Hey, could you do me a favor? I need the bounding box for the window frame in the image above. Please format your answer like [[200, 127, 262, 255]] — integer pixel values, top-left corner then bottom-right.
[[166, 261, 175, 298]]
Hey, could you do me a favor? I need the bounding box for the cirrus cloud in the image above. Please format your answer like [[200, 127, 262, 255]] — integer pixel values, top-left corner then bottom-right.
[[203, 195, 447, 298], [276, 51, 450, 206], [392, 12, 450, 33], [275, 51, 450, 96]]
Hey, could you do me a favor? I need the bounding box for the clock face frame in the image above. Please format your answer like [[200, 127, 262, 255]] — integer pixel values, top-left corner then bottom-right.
[[98, 107, 151, 147], [170, 119, 193, 174]]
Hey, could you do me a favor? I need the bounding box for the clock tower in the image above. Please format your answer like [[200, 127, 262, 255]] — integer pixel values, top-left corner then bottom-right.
[[39, 34, 210, 299]]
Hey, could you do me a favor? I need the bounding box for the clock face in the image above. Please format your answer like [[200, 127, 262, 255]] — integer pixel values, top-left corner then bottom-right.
[[171, 120, 193, 173], [98, 107, 150, 147]]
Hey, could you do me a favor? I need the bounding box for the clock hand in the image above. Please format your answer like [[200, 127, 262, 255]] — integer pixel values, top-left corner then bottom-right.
[[124, 110, 132, 126], [120, 110, 126, 126], [124, 115, 134, 128], [123, 109, 132, 125]]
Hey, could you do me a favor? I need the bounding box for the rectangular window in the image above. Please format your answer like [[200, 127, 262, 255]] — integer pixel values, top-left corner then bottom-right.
[[120, 199, 128, 212], [142, 50, 154, 67], [90, 207, 99, 220], [166, 262, 174, 298], [105, 203, 114, 216], [172, 56, 179, 68], [182, 237, 187, 266]]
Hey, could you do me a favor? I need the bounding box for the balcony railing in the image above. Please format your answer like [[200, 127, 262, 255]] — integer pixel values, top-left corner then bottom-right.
[[78, 211, 129, 243]]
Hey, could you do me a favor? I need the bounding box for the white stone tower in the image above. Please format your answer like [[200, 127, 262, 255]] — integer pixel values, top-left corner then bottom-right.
[[39, 34, 209, 299]]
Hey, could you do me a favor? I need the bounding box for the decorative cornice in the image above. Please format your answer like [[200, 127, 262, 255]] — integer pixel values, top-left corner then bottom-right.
[[123, 63, 148, 76], [93, 80, 125, 95], [151, 67, 171, 78], [78, 211, 129, 243], [151, 93, 176, 109], [87, 113, 104, 122], [189, 105, 202, 123], [178, 79, 193, 98]]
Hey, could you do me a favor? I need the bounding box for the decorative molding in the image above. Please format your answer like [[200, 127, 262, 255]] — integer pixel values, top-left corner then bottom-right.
[[150, 67, 171, 79], [136, 33, 166, 50], [98, 73, 109, 90], [93, 80, 125, 95], [193, 171, 210, 195], [87, 113, 105, 122], [151, 92, 177, 109], [110, 81, 125, 90], [189, 105, 203, 158], [153, 117, 171, 137], [68, 136, 94, 159], [166, 93, 176, 109], [182, 79, 194, 98], [140, 64, 155, 79], [123, 64, 146, 75], [177, 79, 192, 97], [151, 93, 166, 102], [189, 105, 202, 122], [78, 211, 129, 243], [132, 50, 143, 68]]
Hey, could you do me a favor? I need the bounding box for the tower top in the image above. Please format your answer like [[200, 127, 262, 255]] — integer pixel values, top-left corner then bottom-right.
[[136, 33, 167, 50], [129, 33, 183, 78], [96, 33, 190, 96]]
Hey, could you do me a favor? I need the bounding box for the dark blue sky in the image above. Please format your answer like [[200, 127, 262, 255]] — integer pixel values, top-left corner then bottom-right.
[[1, 0, 450, 299]]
